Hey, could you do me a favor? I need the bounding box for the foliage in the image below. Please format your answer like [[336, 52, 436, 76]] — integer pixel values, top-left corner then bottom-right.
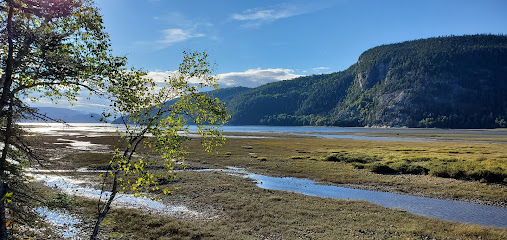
[[91, 51, 229, 239], [218, 35, 507, 128], [0, 1, 125, 239]]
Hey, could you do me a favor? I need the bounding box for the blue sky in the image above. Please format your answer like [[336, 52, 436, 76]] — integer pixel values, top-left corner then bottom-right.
[[31, 0, 507, 111]]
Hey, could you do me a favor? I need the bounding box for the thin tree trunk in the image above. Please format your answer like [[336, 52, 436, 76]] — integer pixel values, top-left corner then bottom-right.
[[0, 2, 14, 239], [1, 0, 15, 111], [0, 103, 14, 240], [90, 171, 119, 240]]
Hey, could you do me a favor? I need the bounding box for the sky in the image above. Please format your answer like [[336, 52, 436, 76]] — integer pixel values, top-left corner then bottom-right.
[[30, 0, 507, 112]]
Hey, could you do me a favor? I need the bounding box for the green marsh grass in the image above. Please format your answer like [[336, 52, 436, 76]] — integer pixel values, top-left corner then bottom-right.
[[183, 135, 507, 205]]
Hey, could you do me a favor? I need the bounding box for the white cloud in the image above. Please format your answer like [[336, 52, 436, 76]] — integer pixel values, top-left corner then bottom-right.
[[147, 12, 216, 48], [24, 68, 304, 112], [144, 70, 208, 86], [312, 66, 330, 71], [158, 28, 205, 46], [231, 2, 332, 27], [232, 8, 299, 21], [25, 90, 109, 114], [145, 68, 305, 88], [145, 71, 177, 83], [231, 5, 303, 27], [217, 68, 303, 88]]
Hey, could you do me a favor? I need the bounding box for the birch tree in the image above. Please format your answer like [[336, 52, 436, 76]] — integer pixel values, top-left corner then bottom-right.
[[90, 51, 229, 239]]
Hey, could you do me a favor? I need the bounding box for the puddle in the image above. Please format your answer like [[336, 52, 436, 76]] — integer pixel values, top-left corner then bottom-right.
[[26, 168, 108, 173], [55, 138, 110, 151], [211, 168, 507, 228], [34, 207, 82, 239], [32, 174, 199, 218], [19, 123, 122, 137]]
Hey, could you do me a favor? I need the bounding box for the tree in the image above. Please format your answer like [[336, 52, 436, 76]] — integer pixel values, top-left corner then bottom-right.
[[0, 0, 124, 238], [90, 51, 229, 239]]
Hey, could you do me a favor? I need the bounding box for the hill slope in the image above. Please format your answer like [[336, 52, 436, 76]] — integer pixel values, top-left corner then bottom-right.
[[222, 35, 507, 128]]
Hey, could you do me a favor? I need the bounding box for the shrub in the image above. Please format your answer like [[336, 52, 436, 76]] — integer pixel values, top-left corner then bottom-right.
[[367, 163, 397, 174], [391, 162, 429, 175], [47, 193, 76, 210], [324, 153, 378, 164], [468, 168, 505, 183]]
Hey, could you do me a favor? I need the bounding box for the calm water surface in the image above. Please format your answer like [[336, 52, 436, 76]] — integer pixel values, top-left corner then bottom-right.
[[19, 123, 507, 142]]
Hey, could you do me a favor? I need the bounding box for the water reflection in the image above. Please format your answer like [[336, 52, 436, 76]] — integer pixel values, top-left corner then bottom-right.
[[34, 207, 82, 239]]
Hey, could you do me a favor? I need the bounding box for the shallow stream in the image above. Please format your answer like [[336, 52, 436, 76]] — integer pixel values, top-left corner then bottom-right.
[[215, 168, 507, 228], [31, 167, 507, 230]]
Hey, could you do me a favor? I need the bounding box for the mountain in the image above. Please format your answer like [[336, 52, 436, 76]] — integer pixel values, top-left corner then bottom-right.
[[219, 35, 507, 128], [24, 107, 102, 123]]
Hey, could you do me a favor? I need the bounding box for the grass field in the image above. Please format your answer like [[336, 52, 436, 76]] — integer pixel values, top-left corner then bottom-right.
[[183, 134, 507, 206]]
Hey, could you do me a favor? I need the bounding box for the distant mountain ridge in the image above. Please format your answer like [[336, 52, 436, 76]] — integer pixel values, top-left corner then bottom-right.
[[219, 34, 507, 128], [23, 107, 102, 123]]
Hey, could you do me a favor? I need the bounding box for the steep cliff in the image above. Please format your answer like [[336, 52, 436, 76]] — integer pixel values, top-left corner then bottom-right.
[[215, 35, 507, 128]]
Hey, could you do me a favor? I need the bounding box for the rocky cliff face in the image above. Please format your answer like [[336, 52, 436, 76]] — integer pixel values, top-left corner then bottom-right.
[[220, 35, 507, 128], [329, 35, 507, 128]]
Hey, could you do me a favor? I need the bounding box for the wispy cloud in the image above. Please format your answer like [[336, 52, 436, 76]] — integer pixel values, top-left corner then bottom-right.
[[217, 68, 303, 88], [158, 28, 205, 46], [312, 66, 330, 72], [232, 8, 299, 21], [231, 2, 330, 27], [144, 12, 215, 48]]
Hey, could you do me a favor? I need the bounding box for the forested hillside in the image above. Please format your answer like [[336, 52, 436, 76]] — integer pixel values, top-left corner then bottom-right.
[[220, 35, 507, 128]]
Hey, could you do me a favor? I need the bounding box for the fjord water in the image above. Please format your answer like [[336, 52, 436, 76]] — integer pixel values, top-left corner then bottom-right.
[[19, 123, 507, 142]]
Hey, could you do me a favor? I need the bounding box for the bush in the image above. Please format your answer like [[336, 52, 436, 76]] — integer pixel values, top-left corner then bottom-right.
[[468, 168, 505, 183], [367, 163, 397, 174], [324, 153, 378, 164], [46, 193, 76, 210], [392, 162, 429, 175]]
